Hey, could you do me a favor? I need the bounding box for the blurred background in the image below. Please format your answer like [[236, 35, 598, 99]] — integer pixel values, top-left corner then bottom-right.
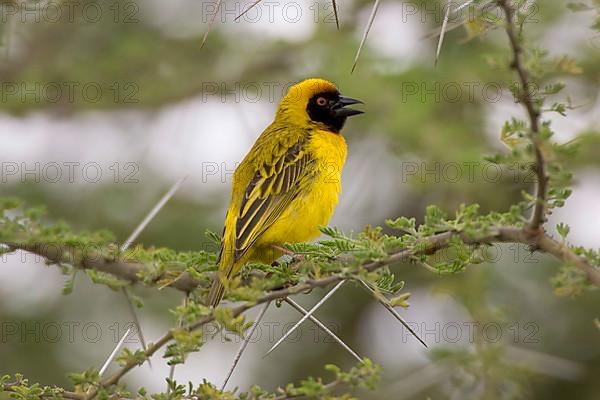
[[0, 0, 599, 398]]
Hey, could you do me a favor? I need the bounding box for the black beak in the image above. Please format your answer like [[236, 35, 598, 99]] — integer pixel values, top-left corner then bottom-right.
[[332, 96, 364, 117]]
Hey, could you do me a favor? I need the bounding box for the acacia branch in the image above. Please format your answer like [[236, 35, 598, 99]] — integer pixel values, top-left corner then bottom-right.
[[6, 243, 202, 293], [4, 224, 598, 399], [80, 226, 599, 399], [498, 0, 548, 231], [7, 223, 600, 299]]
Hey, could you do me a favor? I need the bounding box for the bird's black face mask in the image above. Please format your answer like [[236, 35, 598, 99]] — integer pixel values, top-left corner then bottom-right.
[[307, 91, 363, 133]]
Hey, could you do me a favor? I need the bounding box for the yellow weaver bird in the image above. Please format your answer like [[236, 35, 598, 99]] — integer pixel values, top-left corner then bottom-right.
[[207, 78, 363, 307]]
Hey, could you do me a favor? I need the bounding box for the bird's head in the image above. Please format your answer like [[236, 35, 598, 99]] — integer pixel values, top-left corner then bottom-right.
[[277, 78, 363, 133]]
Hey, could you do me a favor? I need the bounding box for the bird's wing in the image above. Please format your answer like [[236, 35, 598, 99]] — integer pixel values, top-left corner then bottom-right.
[[232, 137, 315, 264]]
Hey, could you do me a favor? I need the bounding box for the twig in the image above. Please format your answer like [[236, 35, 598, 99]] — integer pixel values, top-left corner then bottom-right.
[[498, 0, 546, 231]]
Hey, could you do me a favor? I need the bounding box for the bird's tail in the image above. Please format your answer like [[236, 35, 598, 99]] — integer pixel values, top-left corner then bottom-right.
[[208, 240, 238, 307], [207, 274, 226, 308]]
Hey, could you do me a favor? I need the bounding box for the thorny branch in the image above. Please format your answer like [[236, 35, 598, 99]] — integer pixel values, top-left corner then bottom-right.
[[7, 224, 600, 301], [7, 223, 600, 321], [7, 243, 202, 293], [71, 226, 600, 399]]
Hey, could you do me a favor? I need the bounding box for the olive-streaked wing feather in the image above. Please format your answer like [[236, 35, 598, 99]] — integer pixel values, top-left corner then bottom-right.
[[233, 139, 314, 265]]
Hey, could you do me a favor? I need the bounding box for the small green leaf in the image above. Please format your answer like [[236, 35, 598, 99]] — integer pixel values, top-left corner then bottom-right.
[[556, 223, 570, 239]]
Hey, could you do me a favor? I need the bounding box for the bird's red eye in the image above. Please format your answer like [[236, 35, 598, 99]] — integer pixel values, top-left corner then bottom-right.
[[316, 97, 327, 107]]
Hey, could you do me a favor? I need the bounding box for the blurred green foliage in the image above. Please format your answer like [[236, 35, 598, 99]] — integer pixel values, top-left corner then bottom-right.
[[1, 0, 600, 399]]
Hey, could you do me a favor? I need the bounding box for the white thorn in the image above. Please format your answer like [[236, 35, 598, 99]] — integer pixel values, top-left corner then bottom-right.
[[121, 175, 188, 252], [351, 0, 381, 73], [122, 287, 152, 368], [435, 0, 453, 67], [285, 298, 362, 363], [358, 280, 427, 348], [118, 175, 188, 371], [221, 301, 271, 390], [264, 280, 345, 357], [99, 327, 132, 376]]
